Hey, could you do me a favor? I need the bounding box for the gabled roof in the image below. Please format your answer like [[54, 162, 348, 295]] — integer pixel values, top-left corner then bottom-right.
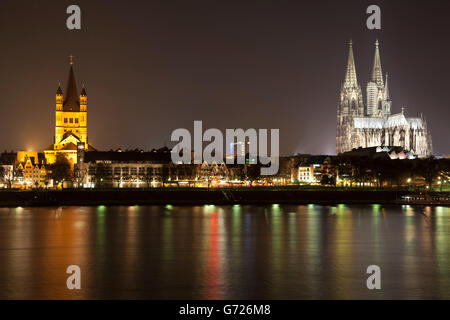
[[45, 142, 96, 152], [61, 131, 81, 142], [24, 157, 36, 166], [59, 142, 78, 151], [384, 113, 408, 127], [58, 132, 96, 151]]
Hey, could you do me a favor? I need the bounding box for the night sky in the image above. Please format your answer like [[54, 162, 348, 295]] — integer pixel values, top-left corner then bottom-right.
[[0, 0, 449, 155]]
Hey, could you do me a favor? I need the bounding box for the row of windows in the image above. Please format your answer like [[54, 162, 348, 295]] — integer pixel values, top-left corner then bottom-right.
[[88, 166, 162, 176], [63, 129, 82, 136], [64, 118, 79, 124]]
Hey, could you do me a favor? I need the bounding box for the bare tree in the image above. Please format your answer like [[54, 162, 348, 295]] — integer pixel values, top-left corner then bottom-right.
[[48, 154, 73, 188]]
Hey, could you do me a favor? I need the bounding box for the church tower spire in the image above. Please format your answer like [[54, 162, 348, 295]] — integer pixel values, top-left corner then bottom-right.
[[381, 73, 392, 118], [337, 39, 365, 155], [63, 55, 80, 112], [366, 40, 385, 116], [344, 39, 358, 88], [371, 40, 384, 87], [384, 73, 390, 100]]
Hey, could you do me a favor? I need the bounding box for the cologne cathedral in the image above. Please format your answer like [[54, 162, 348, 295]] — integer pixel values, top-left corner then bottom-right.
[[336, 40, 432, 158]]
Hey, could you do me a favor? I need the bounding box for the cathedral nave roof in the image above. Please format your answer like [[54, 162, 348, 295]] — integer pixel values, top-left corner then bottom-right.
[[353, 112, 423, 130], [353, 117, 384, 129], [407, 117, 425, 130], [384, 113, 409, 128]]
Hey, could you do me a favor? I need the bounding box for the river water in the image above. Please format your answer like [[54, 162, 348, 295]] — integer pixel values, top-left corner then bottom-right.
[[0, 204, 449, 299]]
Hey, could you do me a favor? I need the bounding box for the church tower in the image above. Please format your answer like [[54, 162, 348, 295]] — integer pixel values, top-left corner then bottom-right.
[[54, 55, 88, 149], [366, 40, 387, 117], [45, 55, 93, 164], [336, 40, 364, 154]]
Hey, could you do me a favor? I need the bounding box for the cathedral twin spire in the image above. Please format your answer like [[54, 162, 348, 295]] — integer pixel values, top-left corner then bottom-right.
[[344, 39, 358, 88], [338, 39, 432, 157], [371, 40, 384, 87], [344, 39, 385, 88], [342, 39, 390, 116]]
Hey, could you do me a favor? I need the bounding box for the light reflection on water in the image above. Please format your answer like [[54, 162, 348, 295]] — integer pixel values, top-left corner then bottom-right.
[[0, 204, 449, 299]]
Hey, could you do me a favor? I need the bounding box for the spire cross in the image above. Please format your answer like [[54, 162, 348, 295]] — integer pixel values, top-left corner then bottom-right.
[[69, 54, 74, 65]]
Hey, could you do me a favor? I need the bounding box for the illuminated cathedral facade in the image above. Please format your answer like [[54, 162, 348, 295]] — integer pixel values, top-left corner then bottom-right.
[[336, 40, 433, 158], [44, 57, 95, 164]]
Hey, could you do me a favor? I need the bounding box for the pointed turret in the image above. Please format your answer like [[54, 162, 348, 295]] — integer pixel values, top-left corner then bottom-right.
[[384, 73, 390, 100], [56, 84, 63, 95], [56, 82, 63, 111], [380, 73, 392, 118], [344, 39, 358, 88], [371, 40, 384, 86], [63, 55, 80, 112], [80, 84, 87, 112]]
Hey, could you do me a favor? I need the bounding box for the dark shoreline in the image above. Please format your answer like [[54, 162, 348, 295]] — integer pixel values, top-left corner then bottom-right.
[[0, 188, 449, 207]]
